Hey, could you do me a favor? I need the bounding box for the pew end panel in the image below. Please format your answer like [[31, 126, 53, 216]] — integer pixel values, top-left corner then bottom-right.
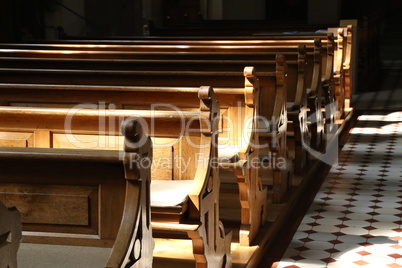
[[342, 25, 354, 113], [0, 202, 22, 268], [258, 54, 291, 204], [105, 119, 154, 268], [217, 67, 268, 246], [286, 45, 310, 175], [328, 27, 346, 121], [0, 147, 126, 247], [149, 87, 232, 267], [306, 38, 325, 152], [320, 33, 338, 134]]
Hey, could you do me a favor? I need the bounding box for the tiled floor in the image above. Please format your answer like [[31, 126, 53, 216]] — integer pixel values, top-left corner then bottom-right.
[[274, 88, 402, 268]]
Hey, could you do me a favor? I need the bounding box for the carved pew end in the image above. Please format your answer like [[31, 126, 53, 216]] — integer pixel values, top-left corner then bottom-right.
[[0, 202, 22, 268]]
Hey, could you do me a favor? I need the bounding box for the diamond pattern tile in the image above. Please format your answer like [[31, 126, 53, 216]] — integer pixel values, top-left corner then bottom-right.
[[275, 101, 402, 268]]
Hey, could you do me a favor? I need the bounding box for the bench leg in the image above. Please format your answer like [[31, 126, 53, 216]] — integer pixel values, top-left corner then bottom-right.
[[334, 75, 345, 120], [234, 158, 268, 246], [105, 181, 154, 268], [259, 124, 291, 204], [187, 207, 232, 268], [288, 108, 310, 174], [344, 68, 352, 111]]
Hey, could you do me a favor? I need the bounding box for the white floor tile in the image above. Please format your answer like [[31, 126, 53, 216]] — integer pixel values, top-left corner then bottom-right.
[[337, 234, 367, 244], [292, 259, 327, 268], [308, 232, 337, 242]]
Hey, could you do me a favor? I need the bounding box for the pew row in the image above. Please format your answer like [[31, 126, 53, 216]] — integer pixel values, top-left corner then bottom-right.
[[0, 202, 22, 268], [0, 67, 278, 246], [0, 46, 312, 170], [0, 43, 308, 176], [0, 43, 317, 173], [0, 87, 232, 267], [0, 25, 352, 117], [0, 29, 348, 143], [0, 29, 339, 112]]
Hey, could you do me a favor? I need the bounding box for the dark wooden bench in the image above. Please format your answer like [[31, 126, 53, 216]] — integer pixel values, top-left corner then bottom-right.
[[0, 87, 233, 267], [0, 29, 356, 241], [0, 28, 350, 136], [9, 26, 345, 103], [0, 67, 270, 246], [0, 118, 154, 267], [0, 40, 324, 189], [0, 42, 316, 173], [32, 25, 354, 121], [0, 29, 350, 129]]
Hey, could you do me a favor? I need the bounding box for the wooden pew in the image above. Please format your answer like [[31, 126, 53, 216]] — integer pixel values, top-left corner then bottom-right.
[[0, 42, 315, 173], [0, 29, 345, 138], [29, 25, 354, 122], [0, 60, 288, 178], [0, 36, 346, 237], [0, 41, 324, 191], [140, 23, 354, 116], [0, 31, 343, 127], [142, 21, 352, 106], [0, 202, 22, 268], [0, 119, 154, 267], [0, 67, 269, 246], [0, 87, 233, 267], [337, 25, 354, 112], [0, 145, 127, 248]]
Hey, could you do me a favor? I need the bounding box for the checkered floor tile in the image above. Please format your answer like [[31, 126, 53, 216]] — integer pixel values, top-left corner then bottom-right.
[[275, 91, 402, 267]]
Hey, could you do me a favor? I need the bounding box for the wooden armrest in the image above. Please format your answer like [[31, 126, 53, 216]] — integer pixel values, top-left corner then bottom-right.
[[106, 119, 153, 268]]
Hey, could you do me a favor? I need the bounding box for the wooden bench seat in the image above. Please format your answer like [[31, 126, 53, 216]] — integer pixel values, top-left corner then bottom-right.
[[0, 87, 233, 267]]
